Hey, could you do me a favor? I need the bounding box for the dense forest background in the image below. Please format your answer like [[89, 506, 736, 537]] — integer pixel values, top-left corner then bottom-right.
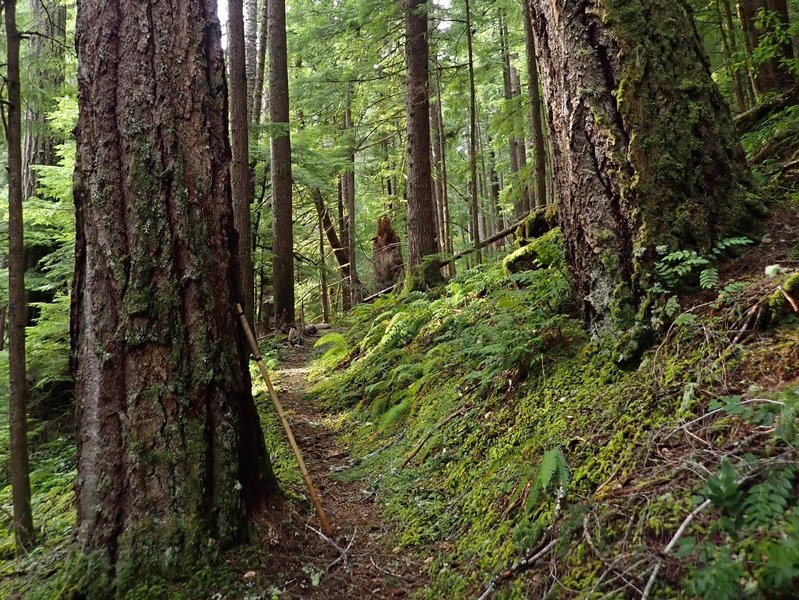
[[0, 0, 798, 597]]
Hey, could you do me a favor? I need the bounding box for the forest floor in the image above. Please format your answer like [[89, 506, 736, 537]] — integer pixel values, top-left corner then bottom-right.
[[241, 337, 427, 599]]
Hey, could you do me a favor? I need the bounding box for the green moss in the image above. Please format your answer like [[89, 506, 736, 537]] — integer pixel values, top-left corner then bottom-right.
[[503, 228, 564, 274]]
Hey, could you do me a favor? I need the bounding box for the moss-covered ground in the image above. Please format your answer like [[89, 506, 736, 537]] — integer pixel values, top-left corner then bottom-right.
[[307, 201, 799, 598]]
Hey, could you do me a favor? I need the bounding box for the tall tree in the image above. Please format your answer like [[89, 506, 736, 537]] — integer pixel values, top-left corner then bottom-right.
[[73, 0, 275, 587], [465, 0, 481, 262], [738, 0, 796, 95], [245, 0, 259, 116], [343, 90, 360, 304], [251, 0, 268, 126], [269, 0, 295, 324], [499, 20, 529, 218], [522, 0, 548, 209], [405, 0, 441, 288], [229, 0, 255, 324], [6, 0, 34, 550], [525, 0, 760, 332]]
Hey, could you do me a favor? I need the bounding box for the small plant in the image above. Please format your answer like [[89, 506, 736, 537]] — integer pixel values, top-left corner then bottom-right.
[[649, 237, 752, 328]]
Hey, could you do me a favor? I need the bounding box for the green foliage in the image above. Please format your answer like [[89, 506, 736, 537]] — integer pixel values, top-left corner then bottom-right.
[[313, 332, 350, 369], [678, 387, 799, 599], [649, 237, 753, 328], [525, 448, 570, 512]]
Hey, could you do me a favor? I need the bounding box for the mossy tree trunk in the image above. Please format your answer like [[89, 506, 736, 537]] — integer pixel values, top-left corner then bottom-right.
[[405, 0, 442, 290], [526, 0, 760, 332], [73, 0, 276, 590]]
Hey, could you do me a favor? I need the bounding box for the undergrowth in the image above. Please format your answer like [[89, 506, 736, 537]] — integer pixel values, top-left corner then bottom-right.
[[310, 226, 799, 598]]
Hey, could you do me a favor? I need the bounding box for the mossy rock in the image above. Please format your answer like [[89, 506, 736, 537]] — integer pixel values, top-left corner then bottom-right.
[[767, 271, 799, 322], [503, 227, 564, 274]]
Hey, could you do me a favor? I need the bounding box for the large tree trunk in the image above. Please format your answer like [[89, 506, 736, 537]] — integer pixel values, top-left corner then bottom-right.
[[73, 0, 275, 587], [229, 0, 255, 324], [269, 0, 295, 325], [6, 0, 34, 550], [404, 0, 442, 289], [526, 0, 759, 332]]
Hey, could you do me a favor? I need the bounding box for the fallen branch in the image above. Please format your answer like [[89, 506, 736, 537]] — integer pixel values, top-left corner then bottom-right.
[[327, 527, 357, 572], [476, 538, 558, 600], [641, 499, 712, 599], [363, 285, 398, 303], [306, 522, 356, 572]]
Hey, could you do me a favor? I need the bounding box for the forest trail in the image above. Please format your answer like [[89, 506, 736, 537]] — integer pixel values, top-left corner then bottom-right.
[[252, 337, 426, 599]]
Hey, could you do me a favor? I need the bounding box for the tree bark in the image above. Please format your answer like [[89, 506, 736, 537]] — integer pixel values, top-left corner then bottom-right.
[[465, 0, 481, 263], [73, 0, 275, 586], [526, 0, 760, 332], [311, 188, 352, 310], [244, 0, 258, 117], [229, 0, 255, 324], [251, 0, 268, 126], [343, 92, 360, 304], [404, 0, 442, 289], [268, 0, 295, 325], [318, 216, 330, 323], [522, 0, 548, 208], [6, 0, 34, 551]]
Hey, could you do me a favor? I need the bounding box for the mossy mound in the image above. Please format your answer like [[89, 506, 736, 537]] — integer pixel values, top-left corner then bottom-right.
[[310, 240, 799, 598]]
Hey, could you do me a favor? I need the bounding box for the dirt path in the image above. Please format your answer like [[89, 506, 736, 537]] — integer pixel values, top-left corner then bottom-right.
[[251, 338, 425, 599]]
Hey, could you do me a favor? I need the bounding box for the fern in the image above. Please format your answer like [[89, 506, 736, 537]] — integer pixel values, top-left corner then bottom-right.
[[313, 332, 349, 367], [744, 474, 793, 528], [379, 398, 411, 432], [525, 447, 570, 511], [699, 268, 719, 289]]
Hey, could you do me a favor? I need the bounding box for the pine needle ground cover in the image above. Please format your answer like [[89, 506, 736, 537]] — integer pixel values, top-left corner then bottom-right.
[[310, 221, 799, 598]]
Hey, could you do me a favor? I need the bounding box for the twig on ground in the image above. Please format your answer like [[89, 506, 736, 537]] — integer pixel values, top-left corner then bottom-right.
[[641, 498, 712, 599], [327, 527, 357, 572], [370, 556, 406, 580], [306, 524, 358, 572], [476, 538, 558, 600]]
